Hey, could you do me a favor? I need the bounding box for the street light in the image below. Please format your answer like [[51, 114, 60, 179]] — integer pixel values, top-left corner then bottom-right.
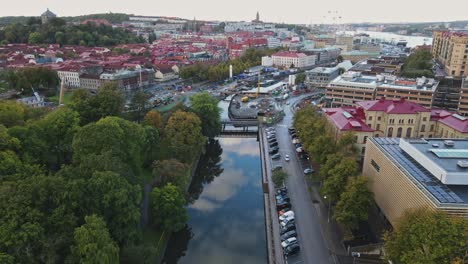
[[323, 195, 331, 223]]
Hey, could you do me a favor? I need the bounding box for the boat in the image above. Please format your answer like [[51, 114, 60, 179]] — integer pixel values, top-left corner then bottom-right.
[[396, 39, 408, 47]]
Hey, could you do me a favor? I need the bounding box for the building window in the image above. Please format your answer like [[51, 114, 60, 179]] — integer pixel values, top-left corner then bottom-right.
[[377, 116, 381, 121], [406, 127, 412, 138], [354, 136, 358, 143], [363, 136, 368, 144], [367, 124, 372, 128], [371, 159, 380, 172], [368, 116, 373, 121], [397, 127, 403, 137], [388, 127, 393, 137], [423, 117, 427, 121], [362, 147, 366, 155], [430, 124, 435, 132], [376, 124, 381, 131], [421, 124, 426, 132], [389, 119, 395, 124]]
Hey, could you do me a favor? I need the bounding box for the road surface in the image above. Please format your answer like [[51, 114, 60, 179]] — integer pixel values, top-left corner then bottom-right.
[[268, 93, 335, 264]]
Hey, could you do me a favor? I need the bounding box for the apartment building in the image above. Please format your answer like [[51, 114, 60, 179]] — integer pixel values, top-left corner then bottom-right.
[[57, 67, 81, 88], [305, 60, 352, 88], [270, 51, 316, 69], [432, 30, 468, 77], [326, 71, 438, 108], [363, 138, 468, 226], [458, 76, 468, 115]]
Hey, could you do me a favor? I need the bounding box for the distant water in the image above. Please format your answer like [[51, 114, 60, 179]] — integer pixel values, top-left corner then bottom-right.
[[344, 30, 432, 48]]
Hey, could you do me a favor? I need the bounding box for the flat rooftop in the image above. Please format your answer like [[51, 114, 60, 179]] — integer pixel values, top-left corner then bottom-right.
[[372, 137, 467, 205]]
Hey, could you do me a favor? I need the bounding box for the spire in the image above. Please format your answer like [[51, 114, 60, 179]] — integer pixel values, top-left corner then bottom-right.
[[256, 11, 260, 22]]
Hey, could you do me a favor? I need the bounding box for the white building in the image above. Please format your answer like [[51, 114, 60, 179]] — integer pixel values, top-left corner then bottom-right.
[[57, 68, 80, 88], [267, 37, 281, 48], [270, 51, 316, 68], [261, 56, 273, 67], [224, 22, 275, 32]]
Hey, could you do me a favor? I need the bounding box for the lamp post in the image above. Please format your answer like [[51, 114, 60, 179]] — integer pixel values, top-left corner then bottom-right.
[[324, 195, 331, 223]]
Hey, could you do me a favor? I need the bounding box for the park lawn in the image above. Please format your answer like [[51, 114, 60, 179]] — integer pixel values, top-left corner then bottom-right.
[[48, 91, 73, 105]]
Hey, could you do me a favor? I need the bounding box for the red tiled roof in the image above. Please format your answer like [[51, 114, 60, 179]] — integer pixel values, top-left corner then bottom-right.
[[431, 109, 468, 133], [323, 107, 374, 132], [356, 98, 430, 114]]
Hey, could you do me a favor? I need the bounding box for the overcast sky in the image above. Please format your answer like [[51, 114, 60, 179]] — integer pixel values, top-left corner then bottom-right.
[[2, 0, 468, 24]]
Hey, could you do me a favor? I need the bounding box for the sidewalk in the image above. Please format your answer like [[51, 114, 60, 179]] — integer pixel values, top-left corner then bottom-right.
[[308, 182, 348, 261]]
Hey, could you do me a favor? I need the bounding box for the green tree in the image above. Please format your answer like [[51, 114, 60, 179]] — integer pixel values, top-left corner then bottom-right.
[[152, 159, 190, 192], [164, 110, 204, 163], [28, 32, 42, 44], [0, 101, 25, 127], [320, 157, 358, 202], [150, 183, 187, 232], [0, 253, 15, 264], [333, 177, 373, 230], [295, 73, 306, 84], [272, 169, 288, 187], [36, 107, 80, 170], [384, 208, 467, 264], [70, 83, 124, 125], [70, 215, 119, 264], [0, 124, 19, 151], [189, 92, 221, 138], [337, 55, 344, 63], [86, 171, 141, 244], [401, 49, 434, 78], [72, 116, 146, 182], [129, 90, 150, 123]]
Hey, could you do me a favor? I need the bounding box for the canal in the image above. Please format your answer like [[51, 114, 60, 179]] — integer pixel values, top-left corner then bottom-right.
[[162, 137, 267, 264]]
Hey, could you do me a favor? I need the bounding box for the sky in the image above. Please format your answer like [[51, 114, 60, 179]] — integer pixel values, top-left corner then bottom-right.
[[1, 0, 468, 24]]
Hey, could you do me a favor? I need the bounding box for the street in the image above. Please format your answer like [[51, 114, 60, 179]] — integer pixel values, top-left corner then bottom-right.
[[267, 93, 337, 264]]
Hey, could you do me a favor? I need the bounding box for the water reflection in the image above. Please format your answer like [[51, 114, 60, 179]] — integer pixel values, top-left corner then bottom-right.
[[163, 137, 267, 264]]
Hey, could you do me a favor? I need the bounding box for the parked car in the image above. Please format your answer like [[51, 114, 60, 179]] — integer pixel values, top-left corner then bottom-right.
[[281, 237, 298, 248], [272, 164, 283, 171], [271, 153, 281, 160], [266, 127, 275, 132], [276, 195, 290, 204], [269, 142, 279, 148], [268, 138, 277, 143], [280, 230, 297, 241], [279, 210, 294, 221], [284, 243, 300, 257], [280, 216, 295, 227], [295, 143, 302, 148], [284, 154, 290, 161], [276, 187, 287, 196], [267, 135, 276, 139], [280, 222, 296, 234], [269, 148, 279, 155], [304, 168, 314, 174]]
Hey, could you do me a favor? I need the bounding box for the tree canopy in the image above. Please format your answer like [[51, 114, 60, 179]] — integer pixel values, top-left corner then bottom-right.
[[150, 183, 188, 233], [164, 110, 204, 163], [384, 208, 467, 264], [189, 92, 221, 138], [333, 176, 373, 230], [401, 49, 434, 78], [70, 214, 119, 264]]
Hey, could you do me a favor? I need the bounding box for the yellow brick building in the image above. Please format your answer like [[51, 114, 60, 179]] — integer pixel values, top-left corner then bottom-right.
[[432, 31, 468, 77]]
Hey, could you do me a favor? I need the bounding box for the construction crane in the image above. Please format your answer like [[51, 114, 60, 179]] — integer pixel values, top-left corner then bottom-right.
[[58, 79, 65, 106]]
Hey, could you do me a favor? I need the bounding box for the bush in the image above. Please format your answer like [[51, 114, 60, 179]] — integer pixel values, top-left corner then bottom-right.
[[272, 169, 288, 187]]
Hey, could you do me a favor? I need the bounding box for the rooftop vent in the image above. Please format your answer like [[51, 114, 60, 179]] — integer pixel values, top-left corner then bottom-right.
[[453, 114, 466, 121], [444, 140, 455, 147], [457, 160, 468, 168]]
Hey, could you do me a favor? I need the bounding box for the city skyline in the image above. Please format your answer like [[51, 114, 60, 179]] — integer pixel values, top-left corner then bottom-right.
[[1, 0, 468, 24]]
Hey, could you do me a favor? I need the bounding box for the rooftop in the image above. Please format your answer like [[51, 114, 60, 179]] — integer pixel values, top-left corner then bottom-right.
[[372, 137, 468, 205], [323, 107, 374, 132], [272, 51, 307, 58], [357, 98, 430, 114]]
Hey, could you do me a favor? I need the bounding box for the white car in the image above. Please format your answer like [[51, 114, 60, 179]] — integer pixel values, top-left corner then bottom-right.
[[285, 155, 290, 161], [304, 168, 314, 174], [280, 215, 295, 227], [279, 210, 294, 221], [281, 237, 297, 248]]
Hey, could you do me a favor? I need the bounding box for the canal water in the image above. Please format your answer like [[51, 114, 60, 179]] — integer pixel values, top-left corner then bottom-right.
[[162, 137, 267, 264]]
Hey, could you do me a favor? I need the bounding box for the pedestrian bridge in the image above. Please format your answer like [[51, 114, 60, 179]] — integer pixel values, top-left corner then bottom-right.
[[220, 119, 259, 137]]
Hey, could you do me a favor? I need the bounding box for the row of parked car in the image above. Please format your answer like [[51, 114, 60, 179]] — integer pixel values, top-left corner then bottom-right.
[[288, 127, 314, 174], [275, 186, 300, 257], [266, 127, 284, 171]]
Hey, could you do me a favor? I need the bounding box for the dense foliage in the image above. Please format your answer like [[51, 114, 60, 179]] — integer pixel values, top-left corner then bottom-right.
[[0, 87, 211, 262], [0, 67, 59, 95], [180, 48, 281, 82], [189, 92, 222, 138], [293, 106, 372, 231], [0, 17, 144, 46], [384, 208, 467, 264], [401, 49, 434, 78]]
